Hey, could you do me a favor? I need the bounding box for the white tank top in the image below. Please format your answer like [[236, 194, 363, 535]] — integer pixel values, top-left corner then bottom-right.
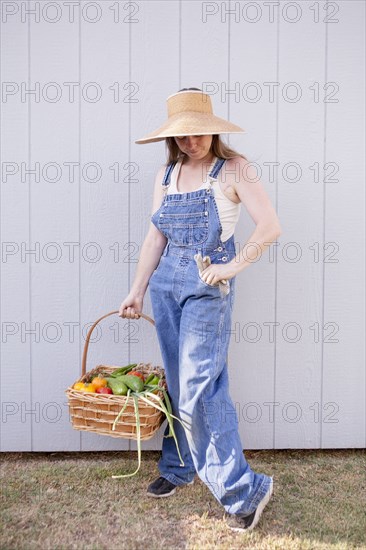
[[167, 157, 242, 242]]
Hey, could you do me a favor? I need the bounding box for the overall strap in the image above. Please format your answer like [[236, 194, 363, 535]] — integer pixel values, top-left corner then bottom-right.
[[205, 157, 226, 192], [161, 161, 177, 191], [209, 157, 226, 179]]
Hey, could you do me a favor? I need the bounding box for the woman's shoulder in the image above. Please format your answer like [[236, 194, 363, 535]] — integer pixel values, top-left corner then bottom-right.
[[224, 155, 249, 170], [223, 155, 258, 182], [157, 163, 167, 175]]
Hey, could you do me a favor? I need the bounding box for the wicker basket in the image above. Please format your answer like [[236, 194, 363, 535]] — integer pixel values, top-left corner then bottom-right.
[[65, 310, 166, 440]]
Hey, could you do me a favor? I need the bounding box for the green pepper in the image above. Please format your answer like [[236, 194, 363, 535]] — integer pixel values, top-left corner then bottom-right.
[[116, 374, 144, 393], [109, 364, 137, 378], [144, 373, 155, 385]]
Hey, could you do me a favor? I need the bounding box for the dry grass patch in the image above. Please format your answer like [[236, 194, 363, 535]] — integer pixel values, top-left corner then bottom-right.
[[1, 449, 365, 550]]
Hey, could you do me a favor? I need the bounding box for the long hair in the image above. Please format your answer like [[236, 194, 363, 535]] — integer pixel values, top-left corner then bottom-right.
[[165, 134, 248, 164], [164, 87, 248, 164]]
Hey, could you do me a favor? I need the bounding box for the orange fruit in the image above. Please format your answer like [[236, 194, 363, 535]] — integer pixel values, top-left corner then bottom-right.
[[91, 376, 108, 390]]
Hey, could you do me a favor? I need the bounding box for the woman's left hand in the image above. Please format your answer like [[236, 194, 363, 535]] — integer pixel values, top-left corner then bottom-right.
[[199, 262, 237, 286]]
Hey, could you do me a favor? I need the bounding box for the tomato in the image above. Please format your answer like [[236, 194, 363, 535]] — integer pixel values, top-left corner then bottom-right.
[[84, 383, 97, 392], [129, 372, 145, 382], [96, 387, 113, 395], [91, 376, 108, 390], [73, 382, 85, 391]]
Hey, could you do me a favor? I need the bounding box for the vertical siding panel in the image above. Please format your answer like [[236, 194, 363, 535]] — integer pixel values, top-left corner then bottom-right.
[[79, 0, 130, 450], [275, 1, 326, 448], [129, 0, 181, 452], [323, 1, 365, 448], [0, 17, 31, 450], [229, 3, 278, 449], [180, 0, 229, 99], [29, 10, 80, 450]]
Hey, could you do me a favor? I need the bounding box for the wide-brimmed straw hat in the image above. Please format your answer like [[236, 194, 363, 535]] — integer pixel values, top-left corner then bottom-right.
[[135, 90, 245, 144]]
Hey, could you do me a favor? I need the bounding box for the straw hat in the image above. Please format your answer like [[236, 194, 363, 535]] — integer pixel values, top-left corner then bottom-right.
[[135, 89, 245, 144]]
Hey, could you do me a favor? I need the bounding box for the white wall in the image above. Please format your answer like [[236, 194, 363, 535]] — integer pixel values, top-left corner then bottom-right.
[[1, 0, 364, 451]]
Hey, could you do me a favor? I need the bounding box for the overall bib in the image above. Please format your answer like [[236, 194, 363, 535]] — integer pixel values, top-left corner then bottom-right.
[[149, 157, 271, 516]]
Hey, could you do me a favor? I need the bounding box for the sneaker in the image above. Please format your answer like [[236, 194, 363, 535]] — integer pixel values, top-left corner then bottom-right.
[[226, 477, 274, 532], [146, 476, 194, 498]]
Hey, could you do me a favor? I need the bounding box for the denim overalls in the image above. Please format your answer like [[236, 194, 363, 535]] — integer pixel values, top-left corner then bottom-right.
[[148, 157, 272, 516]]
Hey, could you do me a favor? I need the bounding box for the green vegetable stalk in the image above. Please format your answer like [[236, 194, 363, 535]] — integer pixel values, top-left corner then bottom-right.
[[111, 387, 191, 479], [109, 364, 137, 378]]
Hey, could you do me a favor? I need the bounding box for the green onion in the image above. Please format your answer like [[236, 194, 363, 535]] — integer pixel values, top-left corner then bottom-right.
[[111, 386, 191, 478], [161, 388, 173, 437], [111, 388, 131, 431], [112, 394, 141, 479], [136, 391, 189, 467]]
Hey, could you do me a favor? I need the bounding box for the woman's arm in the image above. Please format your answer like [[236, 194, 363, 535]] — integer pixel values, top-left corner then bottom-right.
[[119, 165, 167, 319], [229, 157, 282, 275], [200, 156, 282, 285]]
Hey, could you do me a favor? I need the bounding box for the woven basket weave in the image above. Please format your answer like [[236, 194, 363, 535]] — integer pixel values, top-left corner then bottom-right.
[[65, 310, 166, 440]]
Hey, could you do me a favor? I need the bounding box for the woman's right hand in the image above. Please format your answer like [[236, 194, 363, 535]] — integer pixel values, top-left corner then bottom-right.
[[118, 293, 144, 319]]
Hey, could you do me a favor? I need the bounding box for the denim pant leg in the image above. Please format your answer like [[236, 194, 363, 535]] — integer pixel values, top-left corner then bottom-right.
[[149, 279, 196, 486], [177, 281, 272, 516]]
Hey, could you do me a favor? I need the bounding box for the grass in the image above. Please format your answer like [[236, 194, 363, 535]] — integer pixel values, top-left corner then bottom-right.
[[1, 449, 365, 550]]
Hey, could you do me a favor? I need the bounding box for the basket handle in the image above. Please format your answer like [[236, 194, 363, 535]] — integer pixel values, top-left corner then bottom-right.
[[81, 310, 155, 377]]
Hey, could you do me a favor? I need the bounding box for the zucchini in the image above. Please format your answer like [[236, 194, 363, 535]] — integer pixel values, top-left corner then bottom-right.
[[106, 378, 128, 396]]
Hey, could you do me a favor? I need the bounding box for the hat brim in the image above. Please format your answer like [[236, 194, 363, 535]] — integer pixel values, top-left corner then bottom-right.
[[135, 112, 245, 144]]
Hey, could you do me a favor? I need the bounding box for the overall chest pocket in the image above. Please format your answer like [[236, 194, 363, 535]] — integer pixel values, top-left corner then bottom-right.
[[158, 206, 209, 246]]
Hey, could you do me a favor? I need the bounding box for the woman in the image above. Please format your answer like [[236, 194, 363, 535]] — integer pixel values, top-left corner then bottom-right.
[[119, 88, 281, 531]]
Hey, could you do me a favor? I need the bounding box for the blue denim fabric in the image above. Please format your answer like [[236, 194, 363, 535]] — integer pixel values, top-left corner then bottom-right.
[[148, 157, 272, 516]]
